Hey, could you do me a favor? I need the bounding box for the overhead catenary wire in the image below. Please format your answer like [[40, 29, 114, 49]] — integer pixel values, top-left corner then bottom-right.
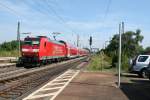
[[48, 0, 65, 14], [26, 0, 53, 18], [0, 1, 38, 28], [0, 1, 49, 40], [100, 0, 112, 49], [41, 0, 78, 45], [46, 0, 77, 42], [0, 1, 55, 28], [43, 0, 77, 34], [0, 0, 76, 40], [22, 0, 56, 30], [0, 2, 23, 19], [0, 0, 53, 22], [28, 0, 77, 42], [0, 1, 106, 47], [103, 0, 112, 21]]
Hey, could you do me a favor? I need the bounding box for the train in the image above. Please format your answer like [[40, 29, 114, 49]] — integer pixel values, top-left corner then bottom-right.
[[17, 36, 89, 67]]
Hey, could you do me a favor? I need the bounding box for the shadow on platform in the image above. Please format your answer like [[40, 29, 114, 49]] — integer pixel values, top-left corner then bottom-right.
[[120, 79, 150, 100]]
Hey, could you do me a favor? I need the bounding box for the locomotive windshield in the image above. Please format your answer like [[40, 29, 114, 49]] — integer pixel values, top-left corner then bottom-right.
[[23, 38, 40, 46]]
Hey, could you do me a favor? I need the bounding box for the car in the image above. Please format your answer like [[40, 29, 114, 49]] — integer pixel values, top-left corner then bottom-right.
[[130, 55, 150, 78], [146, 63, 150, 79]]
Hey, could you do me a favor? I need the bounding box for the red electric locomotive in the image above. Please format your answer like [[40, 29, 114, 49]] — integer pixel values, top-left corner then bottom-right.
[[18, 36, 67, 66]]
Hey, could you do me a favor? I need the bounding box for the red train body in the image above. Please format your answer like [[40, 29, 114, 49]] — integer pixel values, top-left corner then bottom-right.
[[18, 36, 89, 66]]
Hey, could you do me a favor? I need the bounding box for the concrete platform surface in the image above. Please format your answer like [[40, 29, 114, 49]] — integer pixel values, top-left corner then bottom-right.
[[55, 72, 128, 100], [0, 57, 17, 63], [0, 63, 16, 67], [0, 57, 17, 60]]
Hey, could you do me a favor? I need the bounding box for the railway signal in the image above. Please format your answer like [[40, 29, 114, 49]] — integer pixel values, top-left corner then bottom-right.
[[89, 36, 92, 51], [17, 21, 32, 58], [17, 21, 20, 57], [89, 36, 92, 46], [77, 34, 79, 47]]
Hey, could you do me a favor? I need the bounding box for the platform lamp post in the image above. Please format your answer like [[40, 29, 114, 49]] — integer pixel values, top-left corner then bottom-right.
[[118, 23, 121, 88], [17, 22, 20, 58], [118, 22, 124, 88], [52, 32, 61, 40]]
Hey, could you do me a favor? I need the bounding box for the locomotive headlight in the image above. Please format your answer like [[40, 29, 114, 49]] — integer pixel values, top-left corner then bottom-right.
[[33, 49, 39, 52], [22, 49, 29, 52]]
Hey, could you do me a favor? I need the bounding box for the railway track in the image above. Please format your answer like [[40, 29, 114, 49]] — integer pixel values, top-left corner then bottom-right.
[[0, 57, 88, 100], [0, 63, 19, 75], [0, 57, 84, 82], [0, 63, 16, 68]]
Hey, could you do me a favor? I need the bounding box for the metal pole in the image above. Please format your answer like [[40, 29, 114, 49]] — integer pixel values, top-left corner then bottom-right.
[[17, 21, 20, 58], [121, 22, 124, 74], [122, 22, 124, 36], [118, 23, 122, 88], [77, 34, 79, 47]]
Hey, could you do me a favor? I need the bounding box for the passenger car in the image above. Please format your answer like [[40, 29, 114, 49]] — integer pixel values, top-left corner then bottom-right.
[[146, 63, 150, 79], [130, 55, 150, 78]]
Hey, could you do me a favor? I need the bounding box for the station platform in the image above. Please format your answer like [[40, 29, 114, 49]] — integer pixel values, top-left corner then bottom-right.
[[0, 57, 17, 63], [0, 63, 16, 67], [55, 71, 128, 100], [24, 70, 128, 100]]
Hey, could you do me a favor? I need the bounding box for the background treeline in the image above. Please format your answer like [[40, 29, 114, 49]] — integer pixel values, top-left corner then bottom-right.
[[0, 40, 18, 57], [0, 40, 18, 51]]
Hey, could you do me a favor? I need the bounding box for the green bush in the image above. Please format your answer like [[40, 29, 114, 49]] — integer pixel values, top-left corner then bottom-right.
[[121, 54, 129, 72], [89, 54, 102, 70], [0, 50, 18, 57], [87, 53, 112, 71], [0, 40, 18, 51], [0, 40, 19, 57]]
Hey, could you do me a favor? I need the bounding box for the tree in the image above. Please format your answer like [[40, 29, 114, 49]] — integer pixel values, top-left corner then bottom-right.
[[0, 40, 18, 51], [142, 47, 150, 54], [105, 29, 144, 70]]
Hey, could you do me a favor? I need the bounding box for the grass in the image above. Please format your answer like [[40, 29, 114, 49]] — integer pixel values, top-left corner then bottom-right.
[[87, 53, 130, 74], [87, 53, 116, 73], [0, 50, 19, 57], [88, 53, 110, 71]]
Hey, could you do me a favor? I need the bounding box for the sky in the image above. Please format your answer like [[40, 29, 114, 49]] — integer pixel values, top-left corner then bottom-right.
[[0, 0, 149, 49]]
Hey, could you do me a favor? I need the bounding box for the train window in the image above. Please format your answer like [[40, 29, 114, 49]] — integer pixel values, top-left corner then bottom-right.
[[32, 41, 40, 45], [24, 41, 39, 46], [24, 41, 32, 45], [24, 38, 40, 46], [44, 42, 46, 47]]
